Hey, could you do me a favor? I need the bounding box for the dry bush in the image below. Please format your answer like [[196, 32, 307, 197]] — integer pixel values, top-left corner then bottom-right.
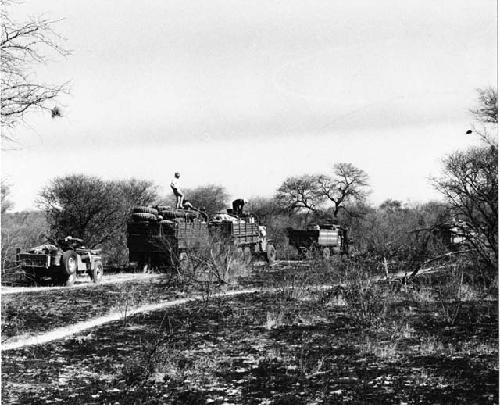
[[152, 234, 256, 295], [1, 211, 49, 270]]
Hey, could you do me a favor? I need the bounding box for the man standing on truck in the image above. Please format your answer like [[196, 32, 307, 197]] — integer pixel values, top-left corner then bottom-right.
[[232, 198, 248, 216], [170, 172, 184, 209]]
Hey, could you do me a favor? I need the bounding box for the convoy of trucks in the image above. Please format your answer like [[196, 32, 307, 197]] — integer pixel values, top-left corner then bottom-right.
[[16, 203, 348, 286]]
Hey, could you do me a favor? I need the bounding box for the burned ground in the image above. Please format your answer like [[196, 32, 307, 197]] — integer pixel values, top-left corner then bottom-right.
[[2, 275, 183, 340], [1, 266, 498, 404]]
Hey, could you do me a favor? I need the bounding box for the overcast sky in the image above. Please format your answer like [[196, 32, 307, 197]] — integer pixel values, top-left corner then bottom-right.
[[2, 0, 497, 211]]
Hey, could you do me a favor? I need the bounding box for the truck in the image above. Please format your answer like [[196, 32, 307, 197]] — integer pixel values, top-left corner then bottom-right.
[[127, 206, 276, 271], [210, 213, 276, 264], [16, 236, 103, 286], [287, 223, 348, 259]]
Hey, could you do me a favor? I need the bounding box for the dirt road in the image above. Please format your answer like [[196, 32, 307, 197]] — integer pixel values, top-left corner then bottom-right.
[[1, 272, 162, 295], [1, 288, 264, 351], [1, 283, 340, 351]]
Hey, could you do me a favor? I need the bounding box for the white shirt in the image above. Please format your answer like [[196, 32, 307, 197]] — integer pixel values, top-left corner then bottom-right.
[[170, 178, 181, 189]]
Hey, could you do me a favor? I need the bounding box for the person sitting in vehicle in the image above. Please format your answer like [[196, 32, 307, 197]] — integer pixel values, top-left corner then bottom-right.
[[170, 172, 184, 209], [232, 198, 248, 216]]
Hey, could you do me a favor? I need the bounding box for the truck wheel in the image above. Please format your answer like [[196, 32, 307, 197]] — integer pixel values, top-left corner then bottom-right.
[[92, 262, 104, 283], [137, 254, 151, 273], [234, 247, 244, 262], [61, 250, 78, 287], [26, 269, 42, 285], [65, 273, 76, 287], [322, 248, 331, 260], [244, 247, 253, 264], [62, 250, 78, 275], [178, 252, 191, 273], [266, 245, 277, 265]]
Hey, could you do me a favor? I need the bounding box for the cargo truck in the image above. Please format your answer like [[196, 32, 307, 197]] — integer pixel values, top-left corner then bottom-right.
[[287, 223, 348, 259], [127, 206, 276, 271]]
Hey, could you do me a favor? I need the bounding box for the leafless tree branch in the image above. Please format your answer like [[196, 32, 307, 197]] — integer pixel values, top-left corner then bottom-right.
[[1, 0, 70, 138]]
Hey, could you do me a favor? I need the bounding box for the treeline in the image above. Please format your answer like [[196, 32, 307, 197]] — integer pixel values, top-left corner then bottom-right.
[[1, 88, 497, 277]]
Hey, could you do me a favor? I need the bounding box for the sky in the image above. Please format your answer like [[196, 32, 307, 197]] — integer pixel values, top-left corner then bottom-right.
[[1, 0, 497, 211]]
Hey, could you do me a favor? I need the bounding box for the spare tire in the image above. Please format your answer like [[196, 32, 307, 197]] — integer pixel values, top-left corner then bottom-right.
[[133, 207, 158, 215], [159, 209, 177, 217], [131, 213, 157, 221], [128, 220, 150, 225], [160, 209, 197, 219]]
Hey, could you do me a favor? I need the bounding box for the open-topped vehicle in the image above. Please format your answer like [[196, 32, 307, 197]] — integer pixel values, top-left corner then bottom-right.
[[16, 236, 103, 286]]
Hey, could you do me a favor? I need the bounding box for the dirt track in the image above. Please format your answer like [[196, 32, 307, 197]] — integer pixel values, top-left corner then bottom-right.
[[1, 287, 261, 351], [1, 272, 162, 295], [2, 284, 339, 351]]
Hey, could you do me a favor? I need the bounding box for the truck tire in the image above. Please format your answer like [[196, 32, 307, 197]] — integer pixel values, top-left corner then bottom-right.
[[60, 250, 78, 286], [178, 251, 191, 273], [160, 210, 172, 218], [26, 269, 42, 285], [244, 247, 253, 264], [266, 245, 276, 265], [137, 254, 152, 273], [131, 213, 157, 221], [160, 209, 197, 219], [62, 250, 78, 275], [92, 261, 104, 283], [65, 273, 76, 287], [133, 207, 158, 215], [160, 219, 175, 224]]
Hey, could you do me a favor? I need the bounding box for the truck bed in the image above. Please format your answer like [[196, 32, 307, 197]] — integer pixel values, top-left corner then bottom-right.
[[210, 221, 260, 246], [127, 220, 209, 253]]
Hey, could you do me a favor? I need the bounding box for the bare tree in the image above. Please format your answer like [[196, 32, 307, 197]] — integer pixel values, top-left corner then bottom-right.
[[1, 0, 70, 138], [275, 175, 322, 212], [470, 87, 497, 125], [317, 163, 369, 217], [435, 146, 497, 270], [435, 87, 498, 272]]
